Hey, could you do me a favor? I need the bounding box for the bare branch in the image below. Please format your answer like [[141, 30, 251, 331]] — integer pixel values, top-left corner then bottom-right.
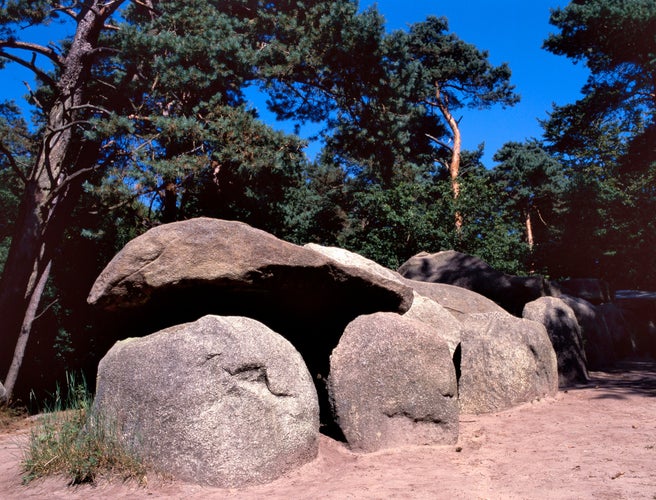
[[0, 51, 57, 88], [0, 141, 29, 185], [0, 40, 63, 67], [425, 133, 453, 153], [23, 80, 47, 110]]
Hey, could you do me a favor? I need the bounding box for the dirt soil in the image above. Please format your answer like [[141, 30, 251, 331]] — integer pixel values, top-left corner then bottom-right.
[[2, 359, 655, 500]]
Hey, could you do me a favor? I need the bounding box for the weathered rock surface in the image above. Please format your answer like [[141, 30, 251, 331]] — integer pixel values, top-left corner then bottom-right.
[[404, 292, 462, 356], [303, 244, 463, 354], [398, 250, 551, 316], [615, 290, 656, 358], [93, 315, 319, 488], [561, 295, 616, 369], [523, 297, 589, 386], [0, 381, 6, 403], [329, 312, 459, 452], [401, 279, 506, 322], [304, 243, 403, 283], [459, 312, 558, 414], [599, 303, 636, 359]]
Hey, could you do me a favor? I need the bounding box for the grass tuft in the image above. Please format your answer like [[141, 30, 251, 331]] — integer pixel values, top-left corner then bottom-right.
[[22, 372, 146, 485]]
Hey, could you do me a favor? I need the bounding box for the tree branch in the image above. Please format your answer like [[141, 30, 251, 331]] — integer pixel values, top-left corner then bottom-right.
[[0, 141, 29, 185], [0, 40, 63, 67], [0, 51, 57, 88]]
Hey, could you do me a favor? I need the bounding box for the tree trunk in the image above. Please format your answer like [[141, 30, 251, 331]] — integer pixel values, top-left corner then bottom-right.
[[2, 260, 51, 401], [525, 208, 536, 274], [0, 0, 125, 389], [525, 209, 534, 250], [434, 83, 463, 233]]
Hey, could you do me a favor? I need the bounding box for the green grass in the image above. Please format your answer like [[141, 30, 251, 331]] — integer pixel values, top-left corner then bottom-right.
[[22, 373, 146, 485]]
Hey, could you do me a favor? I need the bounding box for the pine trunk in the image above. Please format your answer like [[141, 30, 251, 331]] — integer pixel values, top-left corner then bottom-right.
[[0, 0, 125, 394], [434, 83, 463, 234]]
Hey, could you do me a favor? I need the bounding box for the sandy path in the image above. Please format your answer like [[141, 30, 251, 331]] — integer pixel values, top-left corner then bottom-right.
[[2, 359, 655, 499]]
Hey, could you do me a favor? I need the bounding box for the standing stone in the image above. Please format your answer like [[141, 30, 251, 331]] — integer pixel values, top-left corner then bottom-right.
[[93, 315, 319, 488], [459, 312, 558, 414], [523, 297, 589, 386], [329, 312, 459, 453]]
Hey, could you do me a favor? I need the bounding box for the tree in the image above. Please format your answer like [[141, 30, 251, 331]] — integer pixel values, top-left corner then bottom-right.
[[491, 141, 566, 272], [297, 15, 520, 264], [401, 16, 519, 233], [542, 0, 656, 288], [0, 0, 381, 400]]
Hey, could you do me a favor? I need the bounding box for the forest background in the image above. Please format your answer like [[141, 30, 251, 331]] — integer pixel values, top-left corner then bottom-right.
[[0, 0, 654, 404]]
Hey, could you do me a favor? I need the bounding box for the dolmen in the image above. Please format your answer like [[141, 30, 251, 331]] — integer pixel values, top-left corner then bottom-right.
[[88, 218, 560, 486]]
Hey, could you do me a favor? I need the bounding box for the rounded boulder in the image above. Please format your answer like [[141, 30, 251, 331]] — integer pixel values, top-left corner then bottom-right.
[[328, 312, 459, 453], [93, 315, 319, 487]]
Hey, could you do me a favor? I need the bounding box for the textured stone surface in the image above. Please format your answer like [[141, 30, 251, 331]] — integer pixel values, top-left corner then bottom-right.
[[398, 250, 550, 316], [559, 279, 611, 305], [304, 244, 463, 355], [403, 292, 462, 356], [329, 312, 459, 453], [304, 243, 403, 283], [459, 312, 558, 414], [93, 315, 319, 488], [89, 218, 412, 317], [523, 297, 589, 386], [401, 279, 505, 322], [615, 291, 656, 358]]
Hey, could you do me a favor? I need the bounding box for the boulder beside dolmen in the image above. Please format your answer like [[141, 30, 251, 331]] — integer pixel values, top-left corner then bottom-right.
[[93, 315, 319, 488], [523, 297, 589, 386], [328, 312, 459, 452], [458, 313, 559, 414], [397, 250, 551, 316]]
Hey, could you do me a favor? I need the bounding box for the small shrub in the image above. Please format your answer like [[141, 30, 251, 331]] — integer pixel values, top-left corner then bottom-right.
[[22, 372, 146, 485]]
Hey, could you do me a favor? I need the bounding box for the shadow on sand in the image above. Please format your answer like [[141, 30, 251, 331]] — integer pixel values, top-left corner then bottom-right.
[[565, 358, 656, 399]]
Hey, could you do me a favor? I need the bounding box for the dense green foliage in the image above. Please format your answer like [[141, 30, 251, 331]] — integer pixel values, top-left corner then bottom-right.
[[0, 0, 654, 401], [542, 0, 656, 288]]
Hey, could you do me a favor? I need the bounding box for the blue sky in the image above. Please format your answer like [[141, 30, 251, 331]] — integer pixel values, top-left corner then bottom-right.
[[359, 0, 590, 165], [1, 1, 589, 167]]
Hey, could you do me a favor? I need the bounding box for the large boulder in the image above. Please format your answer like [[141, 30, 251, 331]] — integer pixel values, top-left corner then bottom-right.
[[398, 250, 551, 316], [599, 303, 636, 359], [89, 218, 412, 321], [559, 279, 611, 305], [93, 315, 319, 488], [459, 312, 558, 414], [401, 279, 506, 322], [328, 312, 459, 453], [523, 297, 589, 386], [615, 290, 656, 357], [561, 295, 616, 369]]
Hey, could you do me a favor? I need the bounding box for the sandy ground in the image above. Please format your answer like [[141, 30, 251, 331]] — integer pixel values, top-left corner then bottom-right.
[[1, 359, 655, 500]]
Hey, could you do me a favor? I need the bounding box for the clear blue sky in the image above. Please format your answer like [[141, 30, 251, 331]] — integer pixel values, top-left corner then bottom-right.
[[1, 1, 589, 167], [360, 0, 590, 165]]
